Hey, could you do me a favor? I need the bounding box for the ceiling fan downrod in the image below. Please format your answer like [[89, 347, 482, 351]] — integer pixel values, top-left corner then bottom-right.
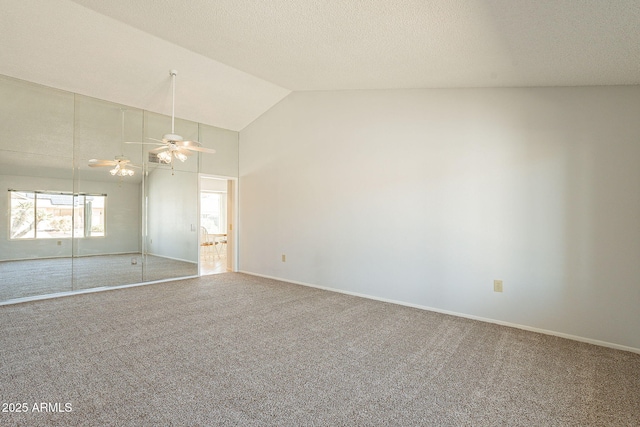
[[170, 69, 177, 136]]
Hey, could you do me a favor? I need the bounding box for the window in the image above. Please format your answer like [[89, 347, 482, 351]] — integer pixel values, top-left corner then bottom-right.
[[9, 190, 106, 239], [201, 191, 226, 234]]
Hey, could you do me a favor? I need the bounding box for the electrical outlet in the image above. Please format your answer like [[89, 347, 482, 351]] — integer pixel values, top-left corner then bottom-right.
[[281, 254, 286, 262], [494, 280, 503, 293]]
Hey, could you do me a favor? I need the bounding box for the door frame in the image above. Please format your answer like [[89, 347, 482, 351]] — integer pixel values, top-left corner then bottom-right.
[[198, 173, 238, 274]]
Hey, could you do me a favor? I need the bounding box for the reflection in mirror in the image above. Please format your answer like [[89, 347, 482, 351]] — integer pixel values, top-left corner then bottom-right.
[[142, 111, 199, 280], [0, 75, 206, 303], [1, 157, 76, 301], [73, 95, 145, 289], [0, 75, 75, 301]]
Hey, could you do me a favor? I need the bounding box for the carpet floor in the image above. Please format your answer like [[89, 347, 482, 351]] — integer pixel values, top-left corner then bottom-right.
[[0, 273, 638, 426]]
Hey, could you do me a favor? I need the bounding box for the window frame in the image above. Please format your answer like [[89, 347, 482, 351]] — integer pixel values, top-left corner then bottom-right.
[[8, 189, 107, 240]]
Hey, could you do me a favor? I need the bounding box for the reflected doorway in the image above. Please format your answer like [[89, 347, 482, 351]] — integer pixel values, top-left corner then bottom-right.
[[199, 176, 233, 275]]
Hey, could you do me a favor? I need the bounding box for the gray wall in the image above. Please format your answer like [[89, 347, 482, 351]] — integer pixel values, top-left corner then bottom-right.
[[239, 86, 640, 351]]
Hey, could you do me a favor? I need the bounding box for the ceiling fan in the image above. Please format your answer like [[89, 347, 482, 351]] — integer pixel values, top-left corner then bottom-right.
[[88, 155, 138, 177], [125, 69, 216, 166], [88, 109, 139, 177]]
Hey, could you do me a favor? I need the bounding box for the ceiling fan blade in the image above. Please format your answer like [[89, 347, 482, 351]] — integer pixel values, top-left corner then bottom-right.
[[175, 139, 201, 148], [148, 137, 166, 143], [175, 147, 193, 156], [88, 159, 117, 167], [149, 146, 168, 154], [124, 141, 164, 146], [184, 146, 217, 154]]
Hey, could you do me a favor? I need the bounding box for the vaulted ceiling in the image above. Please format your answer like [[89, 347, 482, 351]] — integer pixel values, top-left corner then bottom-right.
[[2, 0, 639, 131]]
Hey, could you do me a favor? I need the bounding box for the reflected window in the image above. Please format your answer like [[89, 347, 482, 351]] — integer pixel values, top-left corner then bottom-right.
[[9, 190, 106, 239]]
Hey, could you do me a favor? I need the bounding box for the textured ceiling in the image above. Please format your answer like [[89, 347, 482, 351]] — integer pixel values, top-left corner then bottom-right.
[[68, 0, 640, 90], [2, 0, 640, 130], [0, 0, 289, 131]]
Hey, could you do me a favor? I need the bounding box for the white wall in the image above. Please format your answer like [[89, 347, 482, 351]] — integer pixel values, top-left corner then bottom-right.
[[239, 86, 640, 350]]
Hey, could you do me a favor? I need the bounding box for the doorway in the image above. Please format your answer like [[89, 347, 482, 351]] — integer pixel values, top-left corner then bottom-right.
[[199, 175, 236, 275]]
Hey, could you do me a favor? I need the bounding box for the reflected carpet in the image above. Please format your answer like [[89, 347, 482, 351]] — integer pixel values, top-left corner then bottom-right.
[[0, 254, 197, 302]]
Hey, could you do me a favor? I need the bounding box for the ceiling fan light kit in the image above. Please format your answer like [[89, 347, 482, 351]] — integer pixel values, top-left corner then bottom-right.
[[109, 156, 136, 177], [157, 151, 171, 163], [156, 149, 187, 164], [110, 166, 135, 176], [89, 156, 137, 177]]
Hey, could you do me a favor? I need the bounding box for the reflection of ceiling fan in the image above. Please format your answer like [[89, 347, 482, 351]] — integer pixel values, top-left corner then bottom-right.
[[88, 109, 139, 177], [125, 70, 216, 165], [88, 155, 138, 176]]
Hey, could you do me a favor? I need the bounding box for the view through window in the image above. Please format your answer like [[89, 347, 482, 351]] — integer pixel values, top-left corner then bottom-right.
[[9, 190, 106, 239], [200, 192, 225, 234]]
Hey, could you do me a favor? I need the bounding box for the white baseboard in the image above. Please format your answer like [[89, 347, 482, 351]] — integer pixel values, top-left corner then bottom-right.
[[2, 252, 141, 263], [239, 270, 640, 355], [146, 253, 198, 264]]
